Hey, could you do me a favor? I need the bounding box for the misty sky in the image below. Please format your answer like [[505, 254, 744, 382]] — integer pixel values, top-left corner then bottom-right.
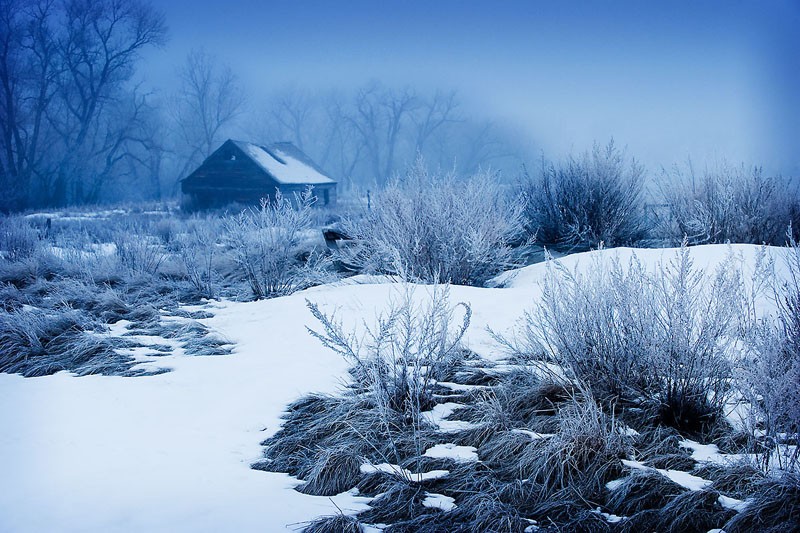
[[142, 0, 799, 175]]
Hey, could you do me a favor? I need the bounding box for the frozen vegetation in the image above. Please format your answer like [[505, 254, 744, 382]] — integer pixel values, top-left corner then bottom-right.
[[1, 163, 799, 530]]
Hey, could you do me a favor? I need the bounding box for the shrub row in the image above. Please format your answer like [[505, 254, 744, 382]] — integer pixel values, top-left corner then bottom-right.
[[520, 142, 799, 251]]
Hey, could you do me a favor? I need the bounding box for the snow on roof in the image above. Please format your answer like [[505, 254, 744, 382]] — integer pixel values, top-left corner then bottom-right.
[[233, 140, 335, 185]]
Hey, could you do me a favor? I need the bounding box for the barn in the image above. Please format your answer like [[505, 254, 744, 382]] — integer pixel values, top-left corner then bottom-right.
[[180, 139, 337, 210]]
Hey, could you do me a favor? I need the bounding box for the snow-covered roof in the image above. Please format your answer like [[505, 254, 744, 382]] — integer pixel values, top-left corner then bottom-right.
[[232, 140, 335, 185]]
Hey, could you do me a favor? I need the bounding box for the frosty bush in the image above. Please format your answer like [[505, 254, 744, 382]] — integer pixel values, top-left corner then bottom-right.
[[175, 218, 221, 299], [531, 253, 659, 401], [660, 162, 799, 245], [0, 216, 40, 262], [739, 233, 800, 470], [113, 229, 167, 276], [307, 286, 471, 427], [528, 244, 742, 434], [340, 159, 525, 286], [224, 188, 335, 299], [521, 140, 648, 250]]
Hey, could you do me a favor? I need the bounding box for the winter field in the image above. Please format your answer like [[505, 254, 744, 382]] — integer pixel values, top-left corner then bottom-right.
[[1, 157, 800, 532], [0, 241, 791, 532], [2, 0, 798, 530]]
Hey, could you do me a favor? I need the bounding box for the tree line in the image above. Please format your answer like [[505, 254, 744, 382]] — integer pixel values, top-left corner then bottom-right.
[[0, 0, 527, 212]]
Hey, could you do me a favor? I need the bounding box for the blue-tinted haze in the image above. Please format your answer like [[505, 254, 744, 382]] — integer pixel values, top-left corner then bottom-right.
[[143, 0, 799, 175]]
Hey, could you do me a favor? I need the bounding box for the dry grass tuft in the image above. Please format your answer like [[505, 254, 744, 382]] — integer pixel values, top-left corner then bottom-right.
[[605, 470, 686, 516], [302, 513, 363, 533], [296, 447, 363, 496], [723, 472, 800, 532]]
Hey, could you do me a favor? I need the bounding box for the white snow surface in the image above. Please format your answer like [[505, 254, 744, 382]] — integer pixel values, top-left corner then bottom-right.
[[422, 493, 457, 511], [718, 494, 749, 512], [423, 443, 479, 463], [0, 244, 777, 531], [511, 429, 555, 440], [621, 459, 712, 491], [422, 402, 479, 432], [49, 242, 117, 259], [360, 463, 449, 482], [592, 508, 624, 523], [679, 439, 753, 466], [239, 142, 334, 185]]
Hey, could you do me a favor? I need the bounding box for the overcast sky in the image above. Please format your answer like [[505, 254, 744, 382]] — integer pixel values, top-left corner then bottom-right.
[[142, 0, 799, 175]]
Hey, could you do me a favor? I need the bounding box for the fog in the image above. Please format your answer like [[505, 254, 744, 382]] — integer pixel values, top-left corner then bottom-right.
[[145, 0, 797, 169], [1, 0, 798, 209]]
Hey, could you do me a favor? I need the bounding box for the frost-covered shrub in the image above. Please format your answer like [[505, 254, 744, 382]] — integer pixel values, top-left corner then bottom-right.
[[521, 140, 648, 250], [531, 253, 659, 401], [653, 246, 740, 433], [112, 225, 167, 276], [340, 159, 525, 286], [175, 218, 221, 299], [307, 286, 471, 427], [223, 188, 335, 299], [528, 244, 742, 433], [741, 322, 800, 470], [739, 234, 800, 470], [660, 163, 799, 245], [0, 216, 40, 262]]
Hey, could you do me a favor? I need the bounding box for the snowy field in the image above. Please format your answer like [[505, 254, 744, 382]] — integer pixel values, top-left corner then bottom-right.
[[0, 244, 785, 531]]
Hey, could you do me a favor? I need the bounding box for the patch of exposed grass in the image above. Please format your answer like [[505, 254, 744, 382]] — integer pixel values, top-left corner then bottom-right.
[[0, 307, 133, 376], [302, 513, 363, 533], [656, 489, 735, 533], [524, 392, 631, 499], [357, 482, 429, 524], [634, 426, 696, 471], [605, 470, 687, 516], [694, 461, 766, 499], [296, 447, 364, 496], [723, 472, 800, 532]]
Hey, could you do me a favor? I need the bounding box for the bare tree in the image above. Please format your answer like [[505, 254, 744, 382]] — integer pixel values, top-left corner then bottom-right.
[[106, 90, 168, 201], [322, 91, 364, 191], [264, 87, 313, 151], [251, 88, 364, 192], [254, 83, 526, 194], [0, 0, 59, 210], [171, 48, 245, 189], [412, 90, 460, 154], [0, 0, 167, 208], [346, 82, 418, 186], [50, 0, 167, 204]]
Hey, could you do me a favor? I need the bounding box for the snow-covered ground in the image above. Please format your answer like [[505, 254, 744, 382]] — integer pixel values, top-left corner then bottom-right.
[[0, 244, 787, 531]]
